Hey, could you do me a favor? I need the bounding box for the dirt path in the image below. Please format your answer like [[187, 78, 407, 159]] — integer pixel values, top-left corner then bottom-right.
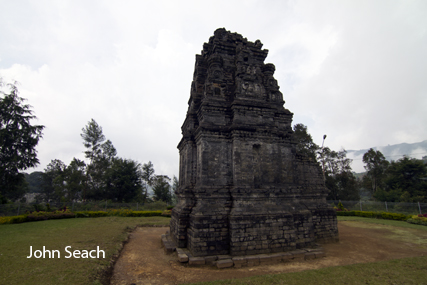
[[111, 221, 427, 285]]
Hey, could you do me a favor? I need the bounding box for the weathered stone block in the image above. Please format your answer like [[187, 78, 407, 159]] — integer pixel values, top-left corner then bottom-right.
[[217, 259, 234, 269], [189, 257, 205, 265], [178, 253, 189, 263]]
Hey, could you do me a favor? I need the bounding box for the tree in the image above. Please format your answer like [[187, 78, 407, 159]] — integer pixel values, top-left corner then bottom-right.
[[104, 158, 143, 202], [62, 158, 86, 202], [152, 175, 171, 204], [293, 123, 319, 161], [321, 148, 360, 201], [171, 175, 179, 205], [362, 148, 389, 195], [0, 79, 44, 202], [141, 161, 155, 203], [80, 119, 117, 200], [380, 157, 427, 202], [24, 171, 44, 193], [42, 159, 66, 203]]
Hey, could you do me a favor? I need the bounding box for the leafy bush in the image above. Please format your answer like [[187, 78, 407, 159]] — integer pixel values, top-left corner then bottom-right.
[[130, 211, 163, 217], [334, 201, 348, 211], [74, 211, 109, 218], [161, 210, 172, 217], [1, 209, 166, 224], [0, 215, 27, 224], [407, 214, 427, 226], [26, 207, 75, 221], [336, 210, 410, 221]]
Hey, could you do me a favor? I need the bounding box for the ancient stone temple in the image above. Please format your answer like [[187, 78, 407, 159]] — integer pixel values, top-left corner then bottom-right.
[[169, 28, 338, 259]]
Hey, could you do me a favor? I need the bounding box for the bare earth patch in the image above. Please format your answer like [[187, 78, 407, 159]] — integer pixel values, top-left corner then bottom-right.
[[111, 221, 427, 285]]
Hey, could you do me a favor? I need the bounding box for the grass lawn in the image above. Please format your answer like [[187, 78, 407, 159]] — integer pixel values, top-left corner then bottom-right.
[[191, 256, 427, 285], [192, 217, 427, 285], [0, 216, 170, 285], [1, 216, 426, 285]]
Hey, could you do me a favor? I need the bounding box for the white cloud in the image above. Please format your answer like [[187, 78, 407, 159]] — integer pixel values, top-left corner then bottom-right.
[[1, 0, 426, 177]]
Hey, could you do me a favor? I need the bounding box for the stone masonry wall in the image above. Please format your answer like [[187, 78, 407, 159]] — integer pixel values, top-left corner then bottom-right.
[[170, 28, 338, 257]]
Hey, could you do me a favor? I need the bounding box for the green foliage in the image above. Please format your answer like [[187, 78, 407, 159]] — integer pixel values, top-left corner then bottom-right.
[[0, 207, 75, 224], [74, 211, 109, 218], [41, 159, 66, 203], [293, 123, 319, 161], [337, 201, 345, 211], [407, 215, 427, 226], [81, 119, 117, 201], [24, 171, 44, 193], [152, 175, 172, 203], [0, 215, 27, 224], [384, 157, 427, 202], [104, 158, 143, 202], [141, 161, 155, 203], [335, 210, 410, 221], [26, 209, 75, 221], [0, 79, 44, 202], [362, 148, 389, 195], [74, 210, 163, 218]]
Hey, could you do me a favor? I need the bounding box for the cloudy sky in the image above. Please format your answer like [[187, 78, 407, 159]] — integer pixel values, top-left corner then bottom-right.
[[1, 0, 426, 175]]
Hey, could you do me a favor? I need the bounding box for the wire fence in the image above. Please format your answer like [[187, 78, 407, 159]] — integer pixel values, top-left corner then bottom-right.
[[328, 200, 426, 216], [0, 201, 170, 217]]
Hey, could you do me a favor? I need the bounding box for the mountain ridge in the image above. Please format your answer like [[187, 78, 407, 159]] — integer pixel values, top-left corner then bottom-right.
[[346, 140, 427, 173]]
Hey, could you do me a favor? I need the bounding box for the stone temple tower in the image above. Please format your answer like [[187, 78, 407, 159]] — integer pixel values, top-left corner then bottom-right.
[[170, 28, 338, 257]]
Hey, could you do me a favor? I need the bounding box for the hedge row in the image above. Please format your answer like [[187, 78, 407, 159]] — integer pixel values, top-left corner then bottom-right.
[[336, 210, 410, 221], [407, 215, 427, 226], [0, 209, 167, 224]]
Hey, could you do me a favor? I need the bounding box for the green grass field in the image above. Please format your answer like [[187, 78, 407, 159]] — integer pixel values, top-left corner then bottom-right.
[[1, 216, 426, 285], [0, 216, 170, 285], [191, 256, 427, 285]]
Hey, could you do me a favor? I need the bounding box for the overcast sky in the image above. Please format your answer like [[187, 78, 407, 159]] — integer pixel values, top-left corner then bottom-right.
[[1, 0, 426, 176]]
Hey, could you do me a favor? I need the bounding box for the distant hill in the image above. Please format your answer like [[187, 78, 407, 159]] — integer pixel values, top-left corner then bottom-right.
[[347, 140, 427, 173]]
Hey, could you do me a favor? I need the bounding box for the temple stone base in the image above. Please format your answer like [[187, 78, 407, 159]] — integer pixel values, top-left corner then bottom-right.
[[161, 232, 327, 268]]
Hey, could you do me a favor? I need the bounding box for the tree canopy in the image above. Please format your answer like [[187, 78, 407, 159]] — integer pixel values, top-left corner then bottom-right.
[[0, 79, 44, 202]]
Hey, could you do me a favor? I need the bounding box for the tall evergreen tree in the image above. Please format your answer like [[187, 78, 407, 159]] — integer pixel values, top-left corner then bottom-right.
[[0, 79, 44, 202], [80, 119, 116, 200]]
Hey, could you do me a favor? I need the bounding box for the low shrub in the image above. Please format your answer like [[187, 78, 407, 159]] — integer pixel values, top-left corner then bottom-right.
[[74, 210, 163, 218], [407, 215, 427, 226], [74, 211, 109, 218], [130, 210, 163, 217], [108, 209, 133, 217], [336, 210, 410, 221], [0, 215, 27, 224], [161, 210, 172, 217]]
